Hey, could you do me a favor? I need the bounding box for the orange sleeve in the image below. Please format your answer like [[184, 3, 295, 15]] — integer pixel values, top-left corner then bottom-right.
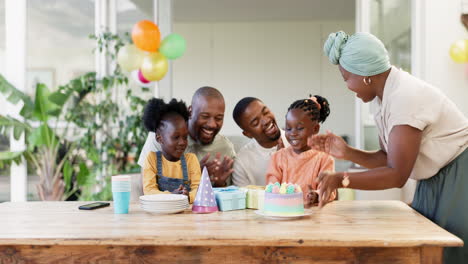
[[321, 154, 335, 173], [265, 151, 284, 184], [319, 154, 337, 201]]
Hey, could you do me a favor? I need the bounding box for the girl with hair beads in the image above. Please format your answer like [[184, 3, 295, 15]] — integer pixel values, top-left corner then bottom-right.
[[266, 95, 335, 206], [142, 98, 201, 203]]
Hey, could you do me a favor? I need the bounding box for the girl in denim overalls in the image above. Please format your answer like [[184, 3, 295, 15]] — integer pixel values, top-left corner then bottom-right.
[[142, 98, 201, 203]]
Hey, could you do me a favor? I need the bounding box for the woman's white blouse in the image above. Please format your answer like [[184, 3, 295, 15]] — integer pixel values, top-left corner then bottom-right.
[[373, 66, 468, 180]]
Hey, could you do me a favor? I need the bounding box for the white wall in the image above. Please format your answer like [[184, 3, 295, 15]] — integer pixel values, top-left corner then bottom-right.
[[422, 0, 468, 116], [172, 20, 356, 144]]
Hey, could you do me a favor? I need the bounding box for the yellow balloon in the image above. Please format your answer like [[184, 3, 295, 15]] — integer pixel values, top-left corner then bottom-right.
[[449, 40, 468, 63], [141, 52, 168, 81], [117, 44, 144, 72]]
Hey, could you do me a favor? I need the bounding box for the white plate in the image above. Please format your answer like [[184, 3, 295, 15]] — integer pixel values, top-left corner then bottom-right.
[[140, 203, 188, 207], [139, 199, 188, 204], [140, 204, 189, 209], [139, 194, 188, 202], [140, 205, 188, 210], [139, 199, 188, 203], [142, 207, 187, 214], [254, 210, 313, 220], [139, 200, 188, 205]]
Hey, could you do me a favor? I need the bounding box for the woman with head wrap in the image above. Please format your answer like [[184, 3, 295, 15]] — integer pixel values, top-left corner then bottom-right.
[[312, 31, 468, 263]]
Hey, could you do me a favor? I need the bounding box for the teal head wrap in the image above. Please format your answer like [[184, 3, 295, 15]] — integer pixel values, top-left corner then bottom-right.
[[323, 31, 391, 76]]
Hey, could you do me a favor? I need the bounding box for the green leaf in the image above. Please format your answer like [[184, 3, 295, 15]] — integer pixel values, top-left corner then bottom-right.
[[0, 150, 24, 166], [19, 105, 35, 120], [47, 109, 61, 117], [33, 83, 55, 122], [77, 162, 90, 186], [63, 160, 72, 191], [49, 90, 71, 107], [27, 124, 57, 149], [13, 125, 23, 140], [27, 126, 44, 150], [6, 92, 21, 104], [0, 115, 31, 138], [0, 75, 34, 115]]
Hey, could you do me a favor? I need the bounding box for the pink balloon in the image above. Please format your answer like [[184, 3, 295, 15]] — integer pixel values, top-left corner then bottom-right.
[[131, 70, 153, 88], [138, 70, 150, 83]]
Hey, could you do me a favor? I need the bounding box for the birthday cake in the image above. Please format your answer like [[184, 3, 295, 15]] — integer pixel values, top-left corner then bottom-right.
[[263, 182, 304, 216]]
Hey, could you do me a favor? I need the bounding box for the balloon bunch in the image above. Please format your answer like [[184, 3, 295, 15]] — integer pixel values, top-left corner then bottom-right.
[[449, 39, 468, 63], [117, 20, 186, 85]]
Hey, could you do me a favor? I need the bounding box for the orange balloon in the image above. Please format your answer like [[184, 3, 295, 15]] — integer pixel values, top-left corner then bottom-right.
[[132, 20, 161, 52]]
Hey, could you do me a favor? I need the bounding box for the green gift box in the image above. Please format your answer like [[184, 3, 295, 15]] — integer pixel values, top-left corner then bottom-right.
[[240, 185, 265, 210]]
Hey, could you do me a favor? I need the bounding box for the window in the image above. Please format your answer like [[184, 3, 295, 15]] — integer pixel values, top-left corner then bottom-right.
[[116, 0, 154, 100], [26, 0, 95, 200], [0, 0, 9, 202]]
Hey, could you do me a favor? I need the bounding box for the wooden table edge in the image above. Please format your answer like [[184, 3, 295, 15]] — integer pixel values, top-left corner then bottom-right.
[[0, 238, 462, 247]]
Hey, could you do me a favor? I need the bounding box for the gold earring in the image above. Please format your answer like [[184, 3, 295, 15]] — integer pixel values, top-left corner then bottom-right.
[[363, 77, 371, 85]]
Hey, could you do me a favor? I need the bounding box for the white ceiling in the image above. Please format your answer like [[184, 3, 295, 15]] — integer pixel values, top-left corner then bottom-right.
[[134, 0, 355, 22], [0, 0, 356, 48]]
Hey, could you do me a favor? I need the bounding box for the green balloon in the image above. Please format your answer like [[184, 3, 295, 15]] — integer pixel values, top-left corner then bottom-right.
[[159, 33, 186, 60]]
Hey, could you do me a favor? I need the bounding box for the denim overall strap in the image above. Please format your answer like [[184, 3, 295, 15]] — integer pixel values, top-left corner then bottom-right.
[[155, 152, 191, 192], [180, 154, 190, 190], [156, 151, 163, 176]]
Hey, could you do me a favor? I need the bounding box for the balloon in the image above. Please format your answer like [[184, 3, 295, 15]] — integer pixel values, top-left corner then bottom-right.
[[117, 44, 144, 72], [138, 70, 150, 83], [132, 20, 161, 52], [141, 52, 168, 81], [131, 70, 153, 88], [159, 33, 187, 60], [449, 40, 468, 63]]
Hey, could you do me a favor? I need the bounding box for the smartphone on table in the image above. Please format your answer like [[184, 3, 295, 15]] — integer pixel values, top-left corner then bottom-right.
[[78, 202, 110, 210]]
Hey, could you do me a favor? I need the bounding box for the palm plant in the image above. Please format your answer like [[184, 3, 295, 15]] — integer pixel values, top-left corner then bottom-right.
[[0, 76, 81, 200], [0, 31, 148, 201]]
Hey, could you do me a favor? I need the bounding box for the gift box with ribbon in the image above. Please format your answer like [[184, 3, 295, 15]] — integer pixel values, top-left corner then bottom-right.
[[239, 185, 265, 210], [213, 186, 246, 211]]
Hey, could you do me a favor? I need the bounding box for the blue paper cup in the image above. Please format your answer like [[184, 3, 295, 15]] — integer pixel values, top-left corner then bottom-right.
[[113, 191, 131, 214]]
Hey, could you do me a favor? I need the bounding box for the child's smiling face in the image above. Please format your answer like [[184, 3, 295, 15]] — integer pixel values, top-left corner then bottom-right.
[[156, 115, 189, 161], [285, 108, 320, 154]]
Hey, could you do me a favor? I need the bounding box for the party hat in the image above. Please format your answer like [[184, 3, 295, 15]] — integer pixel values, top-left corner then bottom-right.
[[192, 167, 218, 213]]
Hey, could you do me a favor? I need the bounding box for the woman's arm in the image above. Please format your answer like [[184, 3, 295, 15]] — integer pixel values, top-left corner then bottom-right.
[[317, 125, 422, 207], [345, 145, 388, 169], [308, 131, 387, 168]]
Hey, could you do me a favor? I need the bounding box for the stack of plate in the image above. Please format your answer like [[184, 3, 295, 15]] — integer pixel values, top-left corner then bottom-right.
[[139, 194, 189, 214]]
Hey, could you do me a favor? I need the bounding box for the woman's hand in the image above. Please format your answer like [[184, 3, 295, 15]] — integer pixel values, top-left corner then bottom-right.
[[308, 130, 349, 159], [316, 171, 343, 208]]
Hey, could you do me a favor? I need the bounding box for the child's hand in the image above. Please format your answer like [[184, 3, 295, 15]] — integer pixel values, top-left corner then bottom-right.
[[277, 137, 285, 151], [181, 187, 189, 197], [304, 184, 319, 208], [171, 185, 184, 194]]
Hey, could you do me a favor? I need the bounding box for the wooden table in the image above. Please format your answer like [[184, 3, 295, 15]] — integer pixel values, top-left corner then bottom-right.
[[0, 201, 462, 263]]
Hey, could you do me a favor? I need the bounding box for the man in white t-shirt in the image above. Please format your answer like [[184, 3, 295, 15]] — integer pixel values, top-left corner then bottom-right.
[[138, 86, 236, 187], [232, 97, 289, 186]]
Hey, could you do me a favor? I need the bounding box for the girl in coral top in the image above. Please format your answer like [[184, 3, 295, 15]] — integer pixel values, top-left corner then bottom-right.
[[265, 95, 335, 206]]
